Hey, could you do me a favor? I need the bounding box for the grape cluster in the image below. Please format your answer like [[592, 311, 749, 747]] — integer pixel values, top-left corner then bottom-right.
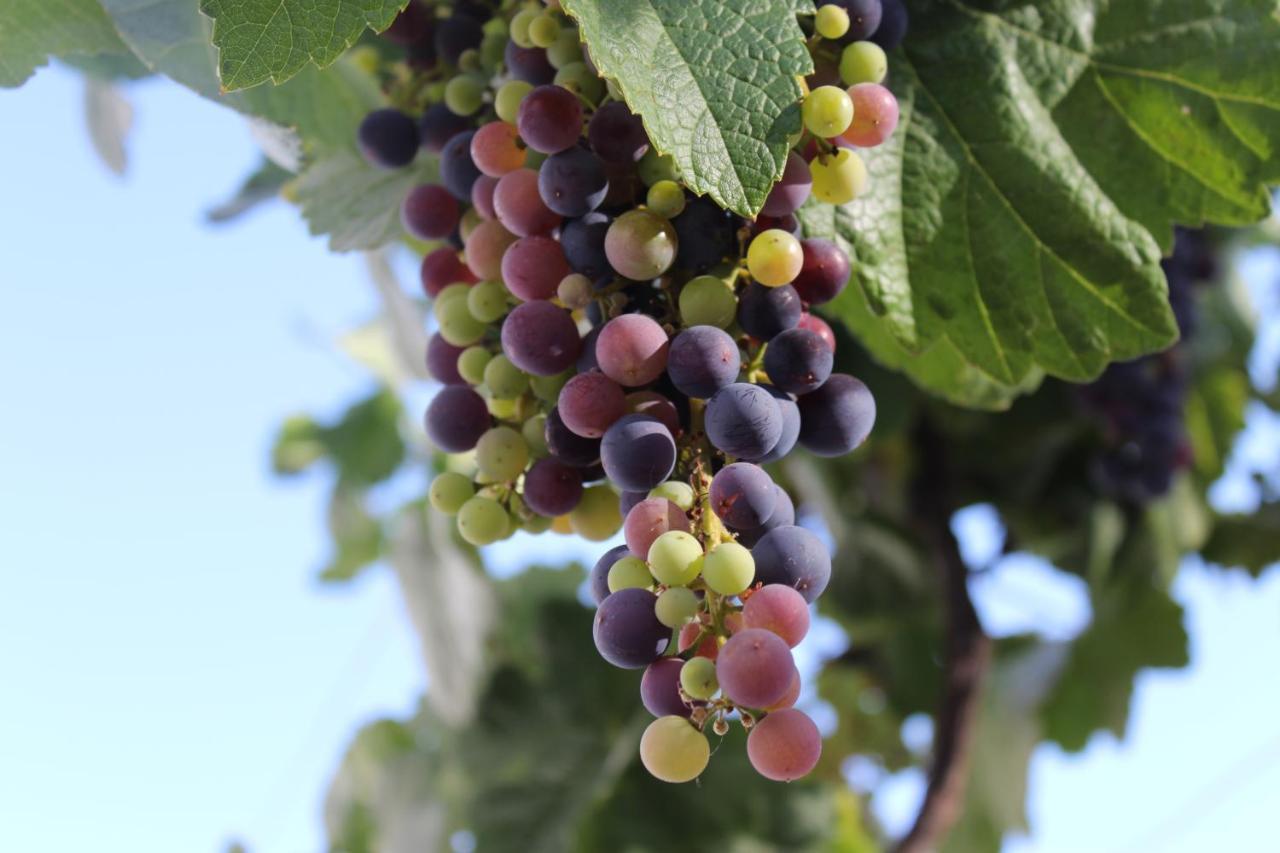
[[360, 0, 904, 784], [1078, 229, 1215, 503]]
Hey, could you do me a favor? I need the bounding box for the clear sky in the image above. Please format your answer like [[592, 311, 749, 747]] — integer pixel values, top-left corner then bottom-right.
[[1, 66, 1277, 853]]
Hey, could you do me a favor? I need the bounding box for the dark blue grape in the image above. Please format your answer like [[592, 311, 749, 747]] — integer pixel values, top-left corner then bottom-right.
[[764, 328, 834, 395], [588, 101, 649, 164], [424, 386, 490, 452], [593, 587, 669, 668], [739, 283, 802, 341], [560, 213, 613, 279], [504, 40, 555, 84], [825, 0, 883, 40], [601, 415, 676, 491], [357, 109, 420, 169], [792, 238, 849, 306], [710, 462, 776, 529], [539, 146, 609, 217], [425, 333, 465, 385], [798, 373, 876, 456], [666, 326, 741, 399], [673, 198, 738, 272], [523, 457, 584, 516], [732, 485, 795, 547], [871, 0, 908, 49], [545, 406, 601, 468], [758, 385, 801, 464], [440, 130, 482, 201], [434, 15, 483, 65], [620, 490, 649, 517], [577, 326, 601, 373], [419, 103, 471, 153], [641, 659, 691, 717], [590, 544, 631, 604], [706, 383, 783, 460], [751, 525, 831, 603]]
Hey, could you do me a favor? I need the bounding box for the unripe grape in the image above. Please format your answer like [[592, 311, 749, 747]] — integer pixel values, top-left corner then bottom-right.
[[605, 210, 678, 280], [841, 40, 887, 85], [646, 180, 687, 219], [456, 495, 509, 545], [637, 149, 679, 186], [655, 586, 700, 627], [647, 530, 704, 586], [809, 148, 868, 204], [802, 85, 855, 138], [702, 541, 756, 595], [495, 80, 533, 123], [649, 480, 696, 511], [679, 275, 738, 329], [640, 716, 709, 783], [555, 61, 606, 103], [608, 555, 654, 592], [522, 414, 549, 458], [680, 657, 719, 700], [557, 273, 593, 309], [466, 279, 510, 324], [747, 229, 805, 287], [444, 75, 485, 116], [815, 4, 851, 38], [483, 354, 529, 399], [570, 484, 622, 541], [528, 12, 560, 47], [429, 472, 475, 514], [510, 8, 539, 48]]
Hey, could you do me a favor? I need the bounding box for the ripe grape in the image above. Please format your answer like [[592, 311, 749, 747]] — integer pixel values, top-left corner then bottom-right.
[[605, 210, 678, 281], [501, 234, 570, 301], [558, 370, 626, 438], [570, 483, 622, 541], [764, 328, 834, 395], [626, 391, 682, 437], [504, 39, 555, 85], [544, 405, 601, 467], [679, 275, 738, 328], [429, 471, 474, 514], [641, 659, 690, 717], [440, 130, 482, 201], [672, 199, 739, 273], [419, 103, 471, 154], [494, 168, 561, 236], [703, 541, 756, 595], [738, 282, 802, 341], [434, 14, 483, 65], [680, 657, 718, 700], [716, 628, 795, 708], [596, 314, 670, 386], [464, 219, 518, 280], [647, 530, 704, 587], [798, 373, 876, 456], [802, 85, 855, 138], [798, 312, 837, 352], [593, 587, 668, 668], [470, 121, 526, 177], [667, 326, 741, 398], [827, 0, 883, 40], [640, 716, 710, 783], [655, 587, 699, 628], [426, 333, 466, 385], [601, 415, 677, 492], [751, 526, 832, 603], [608, 555, 654, 592], [517, 84, 583, 154], [559, 212, 613, 279], [842, 83, 900, 148], [589, 543, 629, 604], [475, 425, 529, 481], [710, 463, 777, 530], [588, 101, 649, 164], [679, 621, 718, 660], [420, 247, 476, 297], [765, 665, 802, 711], [624, 497, 691, 559], [500, 300, 582, 376], [456, 495, 509, 545], [466, 279, 510, 324], [381, 1, 432, 45], [470, 174, 499, 220], [705, 383, 784, 460], [761, 151, 813, 217], [731, 484, 796, 547], [840, 40, 887, 85], [793, 238, 850, 305], [357, 109, 420, 169], [747, 708, 821, 781], [401, 184, 459, 240], [810, 148, 868, 204], [871, 0, 908, 49], [743, 583, 810, 649], [757, 388, 802, 466], [538, 146, 609, 216], [619, 490, 648, 517], [482, 352, 528, 398]]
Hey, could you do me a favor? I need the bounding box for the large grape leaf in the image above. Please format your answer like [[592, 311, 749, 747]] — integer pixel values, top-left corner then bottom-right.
[[100, 0, 384, 148], [294, 150, 439, 251], [561, 0, 814, 217], [805, 0, 1280, 409], [0, 0, 131, 87], [200, 0, 407, 90]]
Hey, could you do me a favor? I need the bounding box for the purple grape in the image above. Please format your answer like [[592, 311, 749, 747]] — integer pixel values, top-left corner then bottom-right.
[[423, 385, 490, 452], [871, 0, 908, 49], [401, 183, 459, 240], [523, 457, 584, 516], [357, 109, 420, 169], [757, 385, 801, 464], [626, 391, 681, 438], [500, 300, 581, 376], [705, 383, 783, 460], [731, 485, 795, 548], [419, 103, 472, 153], [545, 406, 601, 467], [764, 328, 834, 395], [797, 373, 876, 456], [382, 2, 432, 46], [577, 326, 602, 373], [619, 489, 649, 517], [792, 238, 850, 306], [504, 39, 555, 85], [494, 167, 562, 237], [560, 212, 613, 279], [751, 526, 831, 603], [601, 415, 677, 492], [440, 130, 482, 201], [673, 198, 738, 272], [558, 370, 627, 438], [517, 85, 583, 155], [738, 283, 802, 341], [716, 628, 794, 708], [501, 234, 570, 301], [761, 151, 812, 217], [590, 544, 630, 604], [538, 146, 609, 217], [825, 0, 883, 40], [593, 588, 669, 669], [425, 333, 466, 385], [588, 101, 649, 164], [596, 314, 669, 387], [433, 15, 483, 65], [667, 326, 741, 399], [710, 463, 777, 530], [641, 659, 691, 718]]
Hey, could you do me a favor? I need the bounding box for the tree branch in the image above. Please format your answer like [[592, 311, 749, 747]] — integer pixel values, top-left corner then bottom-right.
[[894, 419, 993, 853]]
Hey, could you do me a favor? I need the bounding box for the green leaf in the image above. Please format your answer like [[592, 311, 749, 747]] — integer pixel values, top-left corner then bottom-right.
[[199, 0, 407, 91], [319, 388, 405, 487], [206, 157, 290, 223], [321, 488, 383, 582], [1202, 502, 1280, 577], [805, 0, 1280, 408], [295, 150, 438, 251], [100, 0, 384, 148], [0, 0, 131, 87], [560, 0, 811, 217]]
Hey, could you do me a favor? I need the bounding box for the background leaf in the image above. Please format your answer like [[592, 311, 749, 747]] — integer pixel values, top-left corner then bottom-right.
[[82, 77, 133, 175], [0, 0, 131, 87]]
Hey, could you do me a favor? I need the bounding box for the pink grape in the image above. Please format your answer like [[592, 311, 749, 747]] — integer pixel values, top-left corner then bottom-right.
[[469, 120, 527, 177], [746, 708, 821, 781], [558, 370, 627, 438], [493, 168, 562, 237], [742, 584, 810, 648], [401, 183, 459, 240], [679, 622, 718, 660], [502, 235, 570, 301], [464, 219, 518, 280], [626, 391, 681, 437], [470, 174, 499, 220], [596, 314, 670, 387], [716, 628, 794, 709], [765, 665, 801, 711], [841, 83, 900, 148], [420, 247, 477, 297], [624, 497, 691, 558]]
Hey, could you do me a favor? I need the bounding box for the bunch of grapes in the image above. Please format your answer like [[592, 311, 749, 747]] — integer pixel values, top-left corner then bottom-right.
[[1078, 229, 1216, 503], [358, 0, 905, 784]]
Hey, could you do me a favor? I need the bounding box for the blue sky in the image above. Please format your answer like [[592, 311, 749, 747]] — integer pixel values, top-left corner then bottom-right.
[[1, 66, 1278, 853]]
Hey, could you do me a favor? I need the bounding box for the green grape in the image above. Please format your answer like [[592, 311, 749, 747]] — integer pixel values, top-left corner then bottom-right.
[[483, 354, 529, 399], [458, 48, 481, 73], [522, 414, 549, 458], [467, 279, 509, 324], [802, 85, 854, 138], [747, 229, 804, 287], [639, 716, 710, 783], [509, 8, 539, 48], [546, 27, 581, 68], [570, 485, 622, 541], [457, 346, 492, 385], [680, 656, 718, 700], [810, 148, 868, 204], [423, 80, 447, 102], [608, 555, 654, 592], [678, 275, 738, 329], [456, 495, 508, 545], [429, 471, 475, 514], [840, 41, 887, 85], [528, 12, 561, 48], [647, 531, 703, 586], [475, 426, 529, 481], [436, 292, 486, 346], [495, 80, 533, 124], [702, 541, 755, 595], [522, 512, 553, 534], [646, 180, 686, 219], [815, 4, 850, 39], [655, 586, 699, 628], [443, 449, 477, 477], [434, 283, 471, 310], [480, 32, 507, 68], [637, 148, 679, 186], [530, 369, 572, 402], [488, 396, 519, 419], [554, 61, 605, 104], [525, 148, 548, 170], [483, 17, 508, 37], [444, 75, 485, 117], [649, 481, 696, 511], [557, 273, 593, 310]]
